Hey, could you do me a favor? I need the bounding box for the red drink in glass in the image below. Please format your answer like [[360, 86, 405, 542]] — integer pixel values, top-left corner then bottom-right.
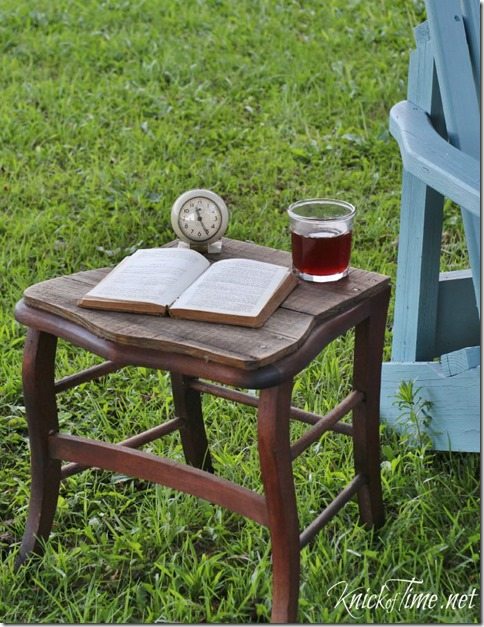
[[291, 229, 352, 278], [288, 198, 355, 282]]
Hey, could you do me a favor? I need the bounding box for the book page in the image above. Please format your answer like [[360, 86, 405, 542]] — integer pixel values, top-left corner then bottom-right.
[[171, 258, 290, 317], [83, 248, 210, 306]]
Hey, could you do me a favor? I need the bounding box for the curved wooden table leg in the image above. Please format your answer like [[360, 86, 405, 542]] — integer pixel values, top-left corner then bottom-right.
[[258, 380, 300, 624], [352, 286, 390, 528], [15, 329, 61, 568], [171, 373, 214, 473]]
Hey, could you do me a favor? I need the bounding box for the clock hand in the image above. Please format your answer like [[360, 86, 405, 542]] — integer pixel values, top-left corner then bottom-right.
[[195, 207, 210, 235]]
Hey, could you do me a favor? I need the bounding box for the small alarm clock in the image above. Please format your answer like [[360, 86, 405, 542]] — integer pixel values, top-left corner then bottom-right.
[[171, 189, 229, 253]]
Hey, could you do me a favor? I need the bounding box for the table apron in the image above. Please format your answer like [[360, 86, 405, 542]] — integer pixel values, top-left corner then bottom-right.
[[15, 297, 375, 389]]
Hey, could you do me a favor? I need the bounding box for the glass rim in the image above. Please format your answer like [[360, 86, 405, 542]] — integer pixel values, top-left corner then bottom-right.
[[287, 198, 356, 222]]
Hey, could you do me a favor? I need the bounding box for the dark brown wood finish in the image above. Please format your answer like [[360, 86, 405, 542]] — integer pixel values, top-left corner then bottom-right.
[[258, 381, 300, 623], [299, 474, 366, 548], [49, 433, 269, 526], [54, 360, 121, 393], [13, 238, 391, 622], [187, 379, 354, 437], [171, 373, 214, 473], [351, 286, 390, 528], [60, 417, 183, 479], [289, 390, 363, 460], [15, 329, 61, 568]]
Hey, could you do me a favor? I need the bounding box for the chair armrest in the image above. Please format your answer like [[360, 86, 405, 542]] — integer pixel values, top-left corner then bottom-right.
[[390, 100, 480, 217]]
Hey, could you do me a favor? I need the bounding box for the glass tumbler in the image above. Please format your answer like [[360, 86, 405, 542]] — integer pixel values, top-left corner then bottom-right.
[[288, 199, 355, 282]]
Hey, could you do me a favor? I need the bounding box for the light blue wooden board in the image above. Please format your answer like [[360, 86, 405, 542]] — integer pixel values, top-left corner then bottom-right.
[[384, 0, 481, 453], [461, 0, 480, 102], [425, 0, 480, 306], [425, 0, 479, 158], [440, 346, 480, 377], [390, 3, 479, 365], [380, 361, 480, 452], [434, 270, 480, 356], [391, 170, 443, 362], [390, 23, 444, 364], [389, 102, 480, 217]]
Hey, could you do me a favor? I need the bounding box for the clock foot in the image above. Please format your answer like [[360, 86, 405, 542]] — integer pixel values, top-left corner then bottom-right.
[[207, 240, 222, 254], [175, 240, 223, 254]]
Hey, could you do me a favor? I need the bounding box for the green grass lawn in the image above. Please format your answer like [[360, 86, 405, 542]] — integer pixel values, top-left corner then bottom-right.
[[0, 0, 479, 623]]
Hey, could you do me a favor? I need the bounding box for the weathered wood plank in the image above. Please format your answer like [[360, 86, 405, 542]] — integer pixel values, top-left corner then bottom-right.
[[23, 278, 313, 368], [283, 267, 389, 319], [21, 239, 389, 369]]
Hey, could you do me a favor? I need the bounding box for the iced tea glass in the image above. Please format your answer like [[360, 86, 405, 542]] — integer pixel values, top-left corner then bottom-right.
[[288, 199, 355, 282]]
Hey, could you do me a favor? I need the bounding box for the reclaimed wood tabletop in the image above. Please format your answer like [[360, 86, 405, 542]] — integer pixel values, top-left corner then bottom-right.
[[21, 238, 389, 370]]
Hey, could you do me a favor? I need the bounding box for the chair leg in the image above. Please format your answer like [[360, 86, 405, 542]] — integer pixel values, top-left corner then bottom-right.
[[258, 380, 300, 624], [171, 373, 213, 473], [352, 287, 391, 528], [15, 329, 61, 568]]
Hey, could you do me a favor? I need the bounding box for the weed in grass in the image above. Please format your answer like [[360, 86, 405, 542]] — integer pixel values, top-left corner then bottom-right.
[[393, 379, 435, 449]]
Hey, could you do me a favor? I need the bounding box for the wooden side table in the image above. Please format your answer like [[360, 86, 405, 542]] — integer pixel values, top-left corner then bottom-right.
[[14, 238, 390, 623]]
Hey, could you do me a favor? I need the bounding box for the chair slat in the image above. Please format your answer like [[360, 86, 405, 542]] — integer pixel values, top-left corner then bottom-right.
[[425, 0, 480, 307], [425, 0, 479, 158], [460, 0, 480, 102]]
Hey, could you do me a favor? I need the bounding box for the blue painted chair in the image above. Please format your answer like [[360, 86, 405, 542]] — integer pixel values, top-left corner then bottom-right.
[[380, 0, 480, 451]]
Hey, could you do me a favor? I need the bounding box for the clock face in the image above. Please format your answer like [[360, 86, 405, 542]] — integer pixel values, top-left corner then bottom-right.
[[178, 196, 222, 243], [171, 189, 229, 246]]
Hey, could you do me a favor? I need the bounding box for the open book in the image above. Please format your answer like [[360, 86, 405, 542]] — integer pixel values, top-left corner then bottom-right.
[[79, 247, 298, 327]]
